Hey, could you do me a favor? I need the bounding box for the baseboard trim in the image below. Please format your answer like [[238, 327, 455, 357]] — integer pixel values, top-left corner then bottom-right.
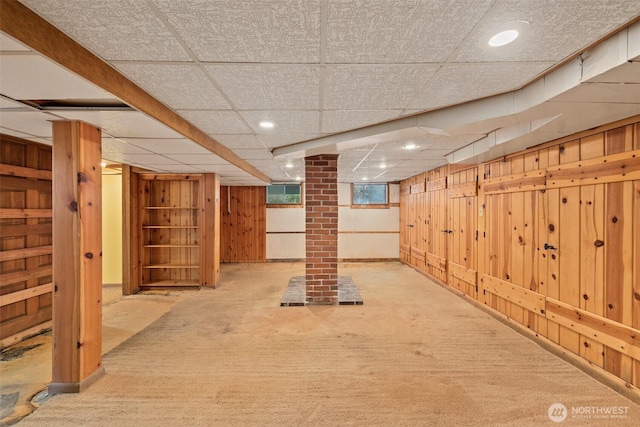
[[48, 367, 105, 395]]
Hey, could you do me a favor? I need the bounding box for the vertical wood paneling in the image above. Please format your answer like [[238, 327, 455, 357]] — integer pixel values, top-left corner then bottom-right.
[[399, 116, 640, 391], [220, 186, 266, 263]]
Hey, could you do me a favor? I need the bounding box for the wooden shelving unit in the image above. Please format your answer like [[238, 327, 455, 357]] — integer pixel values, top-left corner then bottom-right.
[[129, 173, 220, 289]]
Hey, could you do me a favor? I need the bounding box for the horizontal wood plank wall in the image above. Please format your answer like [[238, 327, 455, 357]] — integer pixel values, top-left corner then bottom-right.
[[0, 134, 53, 348], [220, 186, 266, 263], [400, 116, 640, 393]]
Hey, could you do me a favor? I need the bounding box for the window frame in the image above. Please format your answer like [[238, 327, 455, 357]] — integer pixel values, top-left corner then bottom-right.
[[350, 182, 389, 209], [266, 183, 304, 207]]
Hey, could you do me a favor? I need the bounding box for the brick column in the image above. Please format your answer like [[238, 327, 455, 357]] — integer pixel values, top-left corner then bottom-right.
[[305, 155, 338, 305]]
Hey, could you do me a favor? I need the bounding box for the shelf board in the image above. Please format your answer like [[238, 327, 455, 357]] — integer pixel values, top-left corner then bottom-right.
[[142, 207, 198, 210], [143, 264, 199, 269], [142, 225, 199, 229], [143, 244, 199, 248]]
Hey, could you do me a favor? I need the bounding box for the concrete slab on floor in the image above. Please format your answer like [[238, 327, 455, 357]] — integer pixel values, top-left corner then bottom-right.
[[280, 276, 364, 306]]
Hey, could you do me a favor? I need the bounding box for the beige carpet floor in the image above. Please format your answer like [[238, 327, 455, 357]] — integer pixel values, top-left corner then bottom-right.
[[16, 262, 639, 426]]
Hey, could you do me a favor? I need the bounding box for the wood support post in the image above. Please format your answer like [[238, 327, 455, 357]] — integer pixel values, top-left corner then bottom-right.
[[202, 173, 220, 287], [50, 121, 104, 393]]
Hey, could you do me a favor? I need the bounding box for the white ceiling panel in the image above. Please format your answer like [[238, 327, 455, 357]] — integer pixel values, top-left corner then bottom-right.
[[0, 97, 31, 110], [166, 154, 229, 165], [209, 134, 265, 150], [257, 134, 322, 148], [452, 0, 640, 63], [195, 164, 253, 173], [205, 64, 320, 110], [231, 149, 274, 161], [408, 62, 555, 110], [326, 0, 493, 63], [240, 110, 320, 134], [20, 0, 190, 61], [0, 54, 114, 100], [154, 164, 204, 173], [102, 137, 153, 156], [178, 110, 252, 134], [60, 111, 184, 138], [114, 64, 230, 110], [324, 65, 440, 110], [156, 0, 321, 63], [119, 153, 181, 165], [123, 138, 215, 154], [322, 110, 401, 134], [0, 111, 57, 137], [0, 33, 31, 51]]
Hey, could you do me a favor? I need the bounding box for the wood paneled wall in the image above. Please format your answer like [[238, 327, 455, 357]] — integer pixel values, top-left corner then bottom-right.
[[400, 116, 640, 393], [220, 186, 266, 263], [0, 134, 53, 348]]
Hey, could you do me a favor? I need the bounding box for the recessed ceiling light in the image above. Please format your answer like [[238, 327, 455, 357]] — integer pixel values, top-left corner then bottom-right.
[[489, 29, 519, 47], [259, 121, 274, 128], [285, 163, 294, 168], [100, 162, 107, 168], [362, 177, 368, 181], [403, 143, 418, 150], [379, 163, 387, 169], [295, 176, 302, 181]]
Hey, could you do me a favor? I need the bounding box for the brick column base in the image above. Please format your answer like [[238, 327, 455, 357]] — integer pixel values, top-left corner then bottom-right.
[[305, 155, 338, 305]]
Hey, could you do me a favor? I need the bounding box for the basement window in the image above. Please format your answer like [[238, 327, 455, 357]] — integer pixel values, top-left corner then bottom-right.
[[352, 183, 388, 207], [267, 183, 302, 205]]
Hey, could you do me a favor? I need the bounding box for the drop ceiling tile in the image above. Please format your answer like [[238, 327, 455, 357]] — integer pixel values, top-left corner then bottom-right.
[[0, 34, 31, 51], [231, 149, 273, 161], [21, 0, 190, 61], [324, 65, 440, 110], [156, 0, 321, 63], [408, 63, 554, 110], [205, 64, 320, 109], [258, 133, 322, 148], [178, 110, 251, 134], [247, 159, 281, 169], [195, 164, 250, 173], [0, 55, 114, 100], [120, 154, 181, 165], [0, 111, 55, 137], [326, 0, 493, 63], [102, 137, 153, 155], [322, 110, 401, 134], [166, 154, 228, 165], [0, 98, 30, 111], [114, 64, 230, 110], [210, 135, 265, 150], [123, 138, 214, 154], [61, 111, 184, 138], [240, 110, 320, 134], [153, 164, 204, 173], [452, 0, 640, 63]]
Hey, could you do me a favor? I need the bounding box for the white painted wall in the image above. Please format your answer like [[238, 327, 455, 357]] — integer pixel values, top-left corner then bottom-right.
[[266, 208, 305, 259], [266, 183, 400, 260]]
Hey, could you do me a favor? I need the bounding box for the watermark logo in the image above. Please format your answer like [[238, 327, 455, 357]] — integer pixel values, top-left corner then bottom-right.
[[548, 403, 568, 423], [548, 403, 629, 422]]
